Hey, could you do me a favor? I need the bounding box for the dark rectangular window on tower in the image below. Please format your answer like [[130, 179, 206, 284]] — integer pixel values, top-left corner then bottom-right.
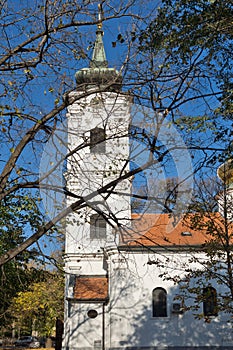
[[90, 214, 106, 240], [90, 127, 106, 153]]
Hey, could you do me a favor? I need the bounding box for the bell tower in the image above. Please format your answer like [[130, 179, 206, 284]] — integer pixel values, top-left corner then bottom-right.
[[63, 5, 131, 350]]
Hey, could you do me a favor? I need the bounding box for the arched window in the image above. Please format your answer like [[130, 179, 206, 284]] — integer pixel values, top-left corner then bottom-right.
[[90, 214, 106, 240], [90, 127, 106, 153], [203, 286, 218, 317], [152, 287, 167, 317]]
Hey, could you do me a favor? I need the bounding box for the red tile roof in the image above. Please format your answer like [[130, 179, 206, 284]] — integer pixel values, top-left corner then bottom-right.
[[120, 213, 228, 248], [71, 214, 231, 301], [74, 276, 108, 301]]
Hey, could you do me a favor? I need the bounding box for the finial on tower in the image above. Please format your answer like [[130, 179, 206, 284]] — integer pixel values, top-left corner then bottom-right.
[[97, 3, 104, 29]]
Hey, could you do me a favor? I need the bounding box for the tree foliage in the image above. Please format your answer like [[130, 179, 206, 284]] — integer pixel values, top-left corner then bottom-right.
[[135, 0, 233, 143], [0, 192, 46, 329], [10, 272, 64, 337]]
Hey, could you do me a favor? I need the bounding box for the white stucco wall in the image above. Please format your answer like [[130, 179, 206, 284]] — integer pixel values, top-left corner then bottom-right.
[[63, 248, 233, 350], [63, 301, 104, 350], [106, 249, 233, 349]]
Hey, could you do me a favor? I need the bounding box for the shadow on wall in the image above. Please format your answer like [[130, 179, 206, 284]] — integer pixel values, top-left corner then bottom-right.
[[63, 270, 233, 349], [114, 284, 233, 349]]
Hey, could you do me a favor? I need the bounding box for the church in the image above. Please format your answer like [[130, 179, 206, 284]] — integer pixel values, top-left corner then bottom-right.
[[62, 9, 233, 350]]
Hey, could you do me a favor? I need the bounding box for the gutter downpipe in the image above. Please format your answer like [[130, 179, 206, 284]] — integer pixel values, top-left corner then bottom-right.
[[102, 302, 105, 350]]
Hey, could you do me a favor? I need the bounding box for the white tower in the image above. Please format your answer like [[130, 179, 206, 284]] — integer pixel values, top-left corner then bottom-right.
[[63, 7, 132, 350]]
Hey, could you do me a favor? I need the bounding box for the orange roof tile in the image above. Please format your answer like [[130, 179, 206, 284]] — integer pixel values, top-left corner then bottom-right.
[[74, 276, 108, 301], [120, 213, 229, 248]]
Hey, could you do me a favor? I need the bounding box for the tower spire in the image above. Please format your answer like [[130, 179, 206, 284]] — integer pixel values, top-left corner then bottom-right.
[[75, 3, 122, 91], [90, 3, 108, 68]]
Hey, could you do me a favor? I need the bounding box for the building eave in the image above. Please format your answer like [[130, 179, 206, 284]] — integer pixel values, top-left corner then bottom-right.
[[66, 297, 109, 304], [118, 244, 205, 253]]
